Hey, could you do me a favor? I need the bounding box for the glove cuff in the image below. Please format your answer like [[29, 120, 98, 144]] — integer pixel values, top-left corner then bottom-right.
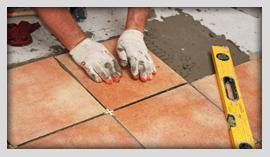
[[70, 38, 92, 56], [122, 29, 144, 39]]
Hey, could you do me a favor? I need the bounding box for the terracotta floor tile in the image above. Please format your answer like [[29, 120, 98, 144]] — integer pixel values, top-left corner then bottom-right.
[[56, 38, 186, 110], [20, 115, 141, 148], [114, 85, 231, 148], [192, 60, 261, 141], [8, 57, 105, 146]]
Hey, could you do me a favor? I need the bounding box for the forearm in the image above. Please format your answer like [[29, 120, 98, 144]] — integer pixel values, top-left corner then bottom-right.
[[126, 7, 150, 32], [34, 7, 86, 50]]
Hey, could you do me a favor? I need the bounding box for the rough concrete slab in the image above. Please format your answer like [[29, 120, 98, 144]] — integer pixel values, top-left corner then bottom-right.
[[7, 8, 127, 67], [148, 8, 180, 22], [145, 10, 250, 82], [234, 7, 261, 18], [7, 15, 66, 67], [182, 8, 261, 58], [8, 8, 260, 82]]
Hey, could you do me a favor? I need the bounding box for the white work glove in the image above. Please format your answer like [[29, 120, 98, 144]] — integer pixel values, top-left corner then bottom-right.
[[117, 29, 156, 81], [70, 38, 122, 84]]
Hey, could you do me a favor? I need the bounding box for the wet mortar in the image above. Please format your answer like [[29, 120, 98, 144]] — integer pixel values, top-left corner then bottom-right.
[[145, 11, 250, 82]]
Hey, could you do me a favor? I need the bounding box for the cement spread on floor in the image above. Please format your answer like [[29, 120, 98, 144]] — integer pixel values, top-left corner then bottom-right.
[[145, 10, 250, 82]]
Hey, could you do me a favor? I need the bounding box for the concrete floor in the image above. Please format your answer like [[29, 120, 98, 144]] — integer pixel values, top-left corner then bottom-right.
[[7, 7, 261, 82]]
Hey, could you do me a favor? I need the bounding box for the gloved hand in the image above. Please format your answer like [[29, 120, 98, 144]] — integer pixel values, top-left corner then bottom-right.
[[117, 29, 156, 82], [70, 38, 122, 84]]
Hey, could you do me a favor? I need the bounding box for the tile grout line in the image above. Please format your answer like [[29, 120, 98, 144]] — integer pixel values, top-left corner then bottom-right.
[[109, 83, 191, 149], [53, 56, 194, 149], [54, 55, 188, 113], [53, 55, 188, 148], [11, 56, 227, 148], [190, 81, 262, 143], [8, 53, 67, 70], [113, 82, 188, 111], [7, 141, 15, 149], [47, 57, 186, 148], [16, 113, 105, 148], [52, 55, 190, 149], [189, 83, 224, 112], [9, 56, 111, 148], [110, 115, 146, 148], [53, 56, 108, 110]]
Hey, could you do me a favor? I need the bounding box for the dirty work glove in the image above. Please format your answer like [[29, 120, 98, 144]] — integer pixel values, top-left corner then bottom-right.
[[117, 29, 156, 82], [70, 38, 122, 84]]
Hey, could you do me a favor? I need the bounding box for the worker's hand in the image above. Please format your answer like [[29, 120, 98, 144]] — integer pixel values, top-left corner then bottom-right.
[[70, 38, 122, 84], [117, 29, 156, 82]]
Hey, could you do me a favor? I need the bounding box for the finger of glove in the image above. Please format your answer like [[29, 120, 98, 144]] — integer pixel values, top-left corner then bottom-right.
[[151, 62, 157, 75], [138, 61, 147, 82], [101, 48, 122, 82], [129, 56, 139, 79], [145, 62, 153, 81], [102, 48, 122, 77], [85, 67, 102, 83], [117, 43, 128, 67], [144, 52, 156, 75], [112, 59, 122, 76], [104, 61, 121, 83], [94, 65, 113, 84]]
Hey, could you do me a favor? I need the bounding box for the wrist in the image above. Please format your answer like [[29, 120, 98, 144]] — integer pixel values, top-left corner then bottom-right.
[[69, 38, 91, 56], [68, 35, 87, 50], [122, 29, 144, 39], [126, 8, 149, 33], [125, 25, 145, 32]]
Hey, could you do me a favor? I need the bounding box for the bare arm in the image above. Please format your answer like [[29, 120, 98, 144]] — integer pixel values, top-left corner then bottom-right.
[[35, 7, 122, 84], [34, 7, 86, 50], [126, 7, 150, 32]]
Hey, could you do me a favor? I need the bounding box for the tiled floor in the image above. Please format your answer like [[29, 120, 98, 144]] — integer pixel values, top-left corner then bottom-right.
[[192, 60, 262, 142], [8, 58, 105, 146], [8, 39, 261, 149], [114, 85, 231, 148], [56, 38, 186, 110], [20, 115, 142, 148]]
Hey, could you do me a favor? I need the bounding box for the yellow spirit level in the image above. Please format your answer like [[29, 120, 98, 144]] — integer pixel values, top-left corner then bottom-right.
[[211, 46, 256, 149]]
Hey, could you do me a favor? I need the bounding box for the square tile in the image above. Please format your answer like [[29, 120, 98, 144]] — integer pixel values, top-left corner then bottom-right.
[[192, 60, 261, 141], [20, 115, 142, 148], [114, 85, 231, 148], [56, 38, 186, 110], [8, 57, 105, 146]]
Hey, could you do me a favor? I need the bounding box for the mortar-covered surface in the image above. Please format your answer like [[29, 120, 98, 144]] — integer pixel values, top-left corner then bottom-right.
[[145, 10, 250, 82]]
